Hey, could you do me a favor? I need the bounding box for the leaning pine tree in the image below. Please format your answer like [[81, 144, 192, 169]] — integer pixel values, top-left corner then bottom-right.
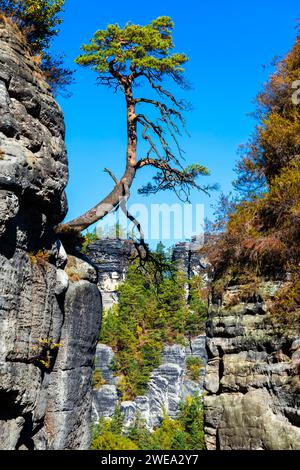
[[62, 17, 211, 234]]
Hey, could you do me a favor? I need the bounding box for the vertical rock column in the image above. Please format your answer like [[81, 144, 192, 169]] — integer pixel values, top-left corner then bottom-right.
[[0, 17, 101, 449]]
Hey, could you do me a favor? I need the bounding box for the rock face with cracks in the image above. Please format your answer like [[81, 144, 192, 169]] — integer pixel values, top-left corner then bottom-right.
[[204, 284, 300, 450], [0, 17, 101, 450], [86, 238, 137, 310], [92, 336, 207, 430]]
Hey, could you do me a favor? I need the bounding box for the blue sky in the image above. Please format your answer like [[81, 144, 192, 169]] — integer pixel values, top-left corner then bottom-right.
[[53, 0, 300, 246]]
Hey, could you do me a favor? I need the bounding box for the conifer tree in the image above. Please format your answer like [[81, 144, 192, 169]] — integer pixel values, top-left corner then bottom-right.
[[62, 17, 211, 232]]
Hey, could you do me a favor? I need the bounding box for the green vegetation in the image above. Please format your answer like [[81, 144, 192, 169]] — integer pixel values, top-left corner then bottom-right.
[[0, 1, 73, 94], [186, 356, 202, 381], [205, 25, 300, 331], [99, 250, 206, 400], [31, 337, 62, 370], [0, 0, 65, 53], [91, 395, 205, 451], [81, 229, 98, 254], [92, 368, 106, 390], [76, 16, 188, 76]]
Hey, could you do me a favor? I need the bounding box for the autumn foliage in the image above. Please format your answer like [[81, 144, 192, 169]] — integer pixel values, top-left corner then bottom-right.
[[205, 25, 300, 328]]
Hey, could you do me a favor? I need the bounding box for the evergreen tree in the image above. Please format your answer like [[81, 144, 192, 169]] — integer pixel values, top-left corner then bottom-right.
[[91, 396, 206, 450], [99, 259, 206, 399], [60, 16, 211, 233]]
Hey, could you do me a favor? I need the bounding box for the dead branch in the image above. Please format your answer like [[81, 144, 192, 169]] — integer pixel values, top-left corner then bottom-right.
[[104, 168, 149, 261]]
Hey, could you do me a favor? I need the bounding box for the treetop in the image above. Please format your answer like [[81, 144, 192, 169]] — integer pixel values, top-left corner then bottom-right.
[[75, 16, 188, 80]]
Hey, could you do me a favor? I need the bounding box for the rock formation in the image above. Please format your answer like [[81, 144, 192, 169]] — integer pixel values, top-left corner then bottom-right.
[[86, 238, 136, 309], [204, 283, 300, 450], [92, 336, 207, 430], [1, 15, 299, 452], [0, 17, 101, 449], [172, 236, 207, 278]]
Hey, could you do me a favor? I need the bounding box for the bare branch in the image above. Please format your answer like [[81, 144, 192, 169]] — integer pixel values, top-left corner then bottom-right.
[[135, 97, 189, 163], [104, 167, 119, 184], [143, 71, 185, 109], [136, 157, 211, 201], [137, 114, 183, 168], [104, 167, 149, 260]]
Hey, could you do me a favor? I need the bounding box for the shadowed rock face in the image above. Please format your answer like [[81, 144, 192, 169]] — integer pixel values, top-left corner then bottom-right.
[[204, 284, 300, 450], [0, 18, 101, 450], [172, 238, 207, 279]]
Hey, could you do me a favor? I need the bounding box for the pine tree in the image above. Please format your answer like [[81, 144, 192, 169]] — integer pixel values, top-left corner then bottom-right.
[[60, 16, 211, 233], [99, 258, 206, 398]]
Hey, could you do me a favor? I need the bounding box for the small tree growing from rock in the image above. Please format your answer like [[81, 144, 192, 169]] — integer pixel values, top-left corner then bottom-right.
[[0, 0, 73, 94]]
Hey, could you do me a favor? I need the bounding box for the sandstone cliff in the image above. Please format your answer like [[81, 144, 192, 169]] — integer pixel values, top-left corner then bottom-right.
[[87, 238, 136, 310], [92, 337, 207, 430], [1, 15, 299, 452], [0, 18, 101, 450], [204, 283, 300, 450]]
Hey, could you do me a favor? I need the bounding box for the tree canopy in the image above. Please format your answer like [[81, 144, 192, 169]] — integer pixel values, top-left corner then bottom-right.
[[75, 17, 188, 83], [91, 395, 205, 451], [98, 251, 206, 399], [0, 0, 64, 53]]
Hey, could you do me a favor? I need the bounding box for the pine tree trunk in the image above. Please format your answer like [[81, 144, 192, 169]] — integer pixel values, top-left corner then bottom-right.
[[60, 85, 137, 232]]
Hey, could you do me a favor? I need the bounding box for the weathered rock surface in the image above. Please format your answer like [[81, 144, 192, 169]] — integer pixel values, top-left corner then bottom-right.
[[172, 237, 207, 278], [0, 20, 68, 222], [204, 286, 300, 450], [92, 336, 207, 430], [42, 277, 101, 450], [0, 18, 101, 450], [172, 237, 208, 301], [86, 238, 137, 309]]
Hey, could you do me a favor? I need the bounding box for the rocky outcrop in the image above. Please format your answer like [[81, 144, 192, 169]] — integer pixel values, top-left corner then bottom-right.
[[87, 237, 206, 311], [172, 236, 206, 278], [204, 284, 300, 450], [42, 255, 101, 450], [92, 336, 207, 429], [172, 237, 207, 301], [86, 239, 136, 309], [0, 18, 101, 449]]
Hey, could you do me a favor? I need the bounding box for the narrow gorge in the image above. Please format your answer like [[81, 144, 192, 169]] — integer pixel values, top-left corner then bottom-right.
[[0, 14, 299, 451]]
